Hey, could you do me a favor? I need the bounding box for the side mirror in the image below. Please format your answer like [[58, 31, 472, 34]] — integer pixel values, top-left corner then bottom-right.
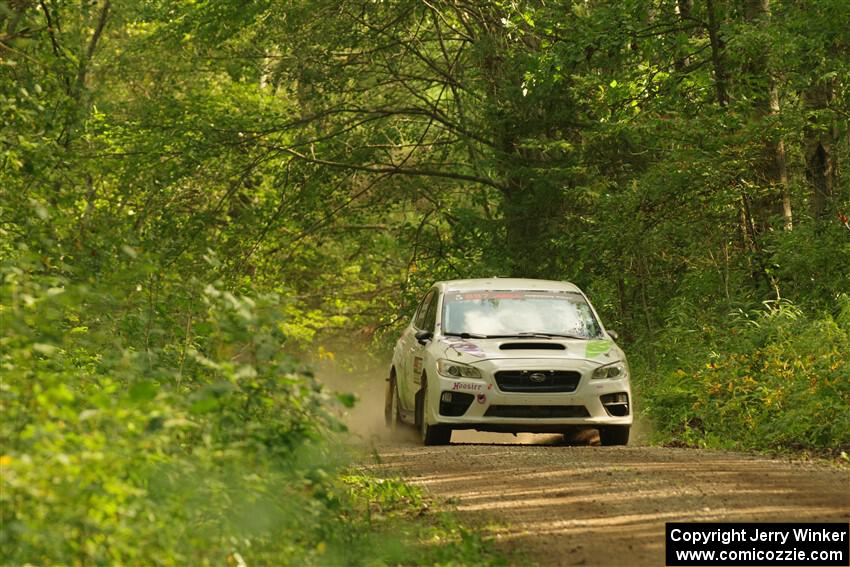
[[607, 330, 619, 341], [415, 330, 433, 345]]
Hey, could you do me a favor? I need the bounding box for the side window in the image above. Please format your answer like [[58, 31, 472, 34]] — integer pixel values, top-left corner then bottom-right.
[[413, 291, 434, 329], [423, 291, 439, 332]]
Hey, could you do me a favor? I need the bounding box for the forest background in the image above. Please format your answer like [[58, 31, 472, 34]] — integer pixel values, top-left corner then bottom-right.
[[1, 0, 848, 564]]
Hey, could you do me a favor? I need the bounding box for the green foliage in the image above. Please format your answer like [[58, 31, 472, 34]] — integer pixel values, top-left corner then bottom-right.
[[1, 263, 333, 564], [0, 261, 505, 565], [1, 1, 849, 562], [339, 475, 508, 567], [770, 223, 850, 306], [639, 298, 850, 453]]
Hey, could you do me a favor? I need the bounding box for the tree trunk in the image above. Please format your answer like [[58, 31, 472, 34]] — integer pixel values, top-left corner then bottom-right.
[[769, 83, 793, 230], [743, 0, 792, 232], [475, 10, 566, 279], [673, 0, 694, 72], [803, 81, 838, 220], [705, 0, 728, 107]]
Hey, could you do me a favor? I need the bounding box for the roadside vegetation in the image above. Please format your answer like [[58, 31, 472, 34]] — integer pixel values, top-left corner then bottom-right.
[[1, 0, 848, 564], [0, 264, 506, 565], [636, 297, 850, 454]]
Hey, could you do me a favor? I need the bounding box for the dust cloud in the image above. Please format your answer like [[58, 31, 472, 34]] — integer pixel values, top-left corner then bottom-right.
[[312, 347, 414, 444]]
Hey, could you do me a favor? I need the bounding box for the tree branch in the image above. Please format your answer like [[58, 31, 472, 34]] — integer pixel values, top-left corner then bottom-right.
[[278, 146, 505, 190], [73, 0, 110, 99]]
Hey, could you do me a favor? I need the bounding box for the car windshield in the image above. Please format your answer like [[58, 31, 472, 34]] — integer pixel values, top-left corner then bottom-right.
[[442, 290, 603, 339]]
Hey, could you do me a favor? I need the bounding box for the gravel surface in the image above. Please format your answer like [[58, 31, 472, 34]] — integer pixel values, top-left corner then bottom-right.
[[328, 369, 849, 566], [367, 432, 850, 566]]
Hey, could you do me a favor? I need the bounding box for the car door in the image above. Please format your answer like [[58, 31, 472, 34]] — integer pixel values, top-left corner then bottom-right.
[[405, 289, 438, 408]]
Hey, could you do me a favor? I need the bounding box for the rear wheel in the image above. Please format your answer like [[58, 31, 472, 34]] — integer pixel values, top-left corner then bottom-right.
[[599, 425, 630, 446], [418, 375, 451, 446]]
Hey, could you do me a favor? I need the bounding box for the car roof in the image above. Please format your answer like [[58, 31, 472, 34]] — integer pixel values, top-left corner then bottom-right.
[[436, 278, 582, 293]]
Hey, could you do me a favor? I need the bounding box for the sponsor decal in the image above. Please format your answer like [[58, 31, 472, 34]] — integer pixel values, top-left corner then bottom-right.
[[413, 356, 423, 375], [585, 339, 612, 358], [451, 291, 577, 302], [452, 382, 483, 391], [476, 393, 486, 404], [450, 342, 486, 358], [455, 292, 524, 301]]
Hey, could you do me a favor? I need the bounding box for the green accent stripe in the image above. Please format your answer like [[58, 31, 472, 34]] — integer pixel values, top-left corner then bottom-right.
[[585, 340, 612, 358]]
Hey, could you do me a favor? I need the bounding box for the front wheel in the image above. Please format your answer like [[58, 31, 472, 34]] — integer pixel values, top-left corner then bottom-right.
[[599, 425, 630, 446], [418, 375, 451, 446]]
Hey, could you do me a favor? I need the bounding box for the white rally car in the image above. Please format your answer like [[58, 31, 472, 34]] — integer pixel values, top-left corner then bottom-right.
[[385, 278, 632, 445]]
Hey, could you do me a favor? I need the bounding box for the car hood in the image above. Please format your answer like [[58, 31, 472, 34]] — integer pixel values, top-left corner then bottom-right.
[[435, 336, 624, 365]]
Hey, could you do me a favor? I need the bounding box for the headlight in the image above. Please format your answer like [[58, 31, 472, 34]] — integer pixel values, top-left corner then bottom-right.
[[592, 361, 628, 380], [437, 359, 481, 379]]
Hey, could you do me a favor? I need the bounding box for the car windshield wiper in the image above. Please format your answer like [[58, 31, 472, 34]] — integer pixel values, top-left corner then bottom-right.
[[511, 332, 590, 340], [442, 331, 490, 339]]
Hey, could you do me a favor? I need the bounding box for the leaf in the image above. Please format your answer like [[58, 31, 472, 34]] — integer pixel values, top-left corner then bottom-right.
[[33, 343, 58, 356], [335, 392, 358, 408], [129, 381, 158, 402], [190, 396, 220, 414]]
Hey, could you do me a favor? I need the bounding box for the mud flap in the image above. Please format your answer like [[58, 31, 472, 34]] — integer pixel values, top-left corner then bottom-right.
[[414, 386, 424, 428], [384, 372, 395, 426]]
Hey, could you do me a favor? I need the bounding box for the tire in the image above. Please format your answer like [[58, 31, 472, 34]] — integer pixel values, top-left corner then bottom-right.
[[417, 375, 451, 446], [384, 373, 401, 430], [599, 425, 630, 446]]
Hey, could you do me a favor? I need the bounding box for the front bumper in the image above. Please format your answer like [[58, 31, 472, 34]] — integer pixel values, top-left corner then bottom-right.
[[428, 357, 633, 432]]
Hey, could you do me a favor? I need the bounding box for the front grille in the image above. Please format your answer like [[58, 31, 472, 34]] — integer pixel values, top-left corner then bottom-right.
[[494, 370, 581, 393], [484, 405, 590, 418]]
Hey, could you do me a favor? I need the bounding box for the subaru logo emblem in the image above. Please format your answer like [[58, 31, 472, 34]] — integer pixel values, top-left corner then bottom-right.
[[529, 372, 547, 383]]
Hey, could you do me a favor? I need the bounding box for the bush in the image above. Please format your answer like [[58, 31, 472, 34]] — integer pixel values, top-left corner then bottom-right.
[[0, 261, 356, 565], [638, 297, 850, 453], [1, 255, 508, 566]]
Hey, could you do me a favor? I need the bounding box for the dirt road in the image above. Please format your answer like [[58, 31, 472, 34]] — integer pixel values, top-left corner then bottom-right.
[[367, 433, 850, 566], [323, 367, 849, 566]]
